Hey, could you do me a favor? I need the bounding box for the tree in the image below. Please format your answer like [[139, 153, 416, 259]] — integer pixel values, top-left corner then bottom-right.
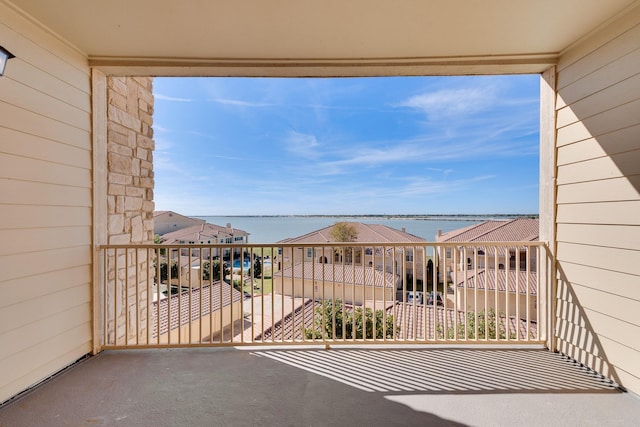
[[440, 308, 517, 340], [201, 260, 228, 282], [330, 222, 358, 242], [252, 257, 262, 278], [154, 234, 166, 256], [159, 261, 178, 283], [304, 299, 396, 340], [331, 222, 360, 264]]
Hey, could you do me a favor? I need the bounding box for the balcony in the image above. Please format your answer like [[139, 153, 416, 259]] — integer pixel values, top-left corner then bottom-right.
[[3, 241, 640, 426], [98, 242, 548, 348]]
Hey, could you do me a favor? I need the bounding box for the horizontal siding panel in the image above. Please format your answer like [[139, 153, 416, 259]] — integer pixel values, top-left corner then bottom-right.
[[557, 71, 640, 128], [557, 176, 640, 204], [557, 97, 640, 147], [0, 265, 91, 308], [0, 303, 90, 362], [557, 242, 640, 277], [557, 201, 640, 225], [0, 178, 91, 207], [556, 149, 640, 185], [557, 282, 640, 327], [0, 226, 91, 257], [0, 328, 91, 404], [0, 284, 91, 338], [557, 125, 640, 165], [612, 367, 640, 394], [0, 5, 89, 90], [0, 127, 90, 169], [557, 261, 640, 301], [557, 223, 640, 251], [0, 152, 91, 187], [596, 335, 640, 383], [0, 245, 91, 283], [557, 47, 640, 109], [557, 16, 640, 87], [8, 59, 91, 112], [2, 77, 90, 131], [581, 308, 640, 353], [0, 101, 90, 150], [0, 205, 91, 229]]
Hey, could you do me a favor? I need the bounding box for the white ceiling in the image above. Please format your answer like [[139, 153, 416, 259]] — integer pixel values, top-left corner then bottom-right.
[[6, 0, 640, 76]]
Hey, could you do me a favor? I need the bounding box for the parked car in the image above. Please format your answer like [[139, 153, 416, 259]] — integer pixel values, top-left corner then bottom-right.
[[427, 291, 444, 306], [407, 291, 423, 304]]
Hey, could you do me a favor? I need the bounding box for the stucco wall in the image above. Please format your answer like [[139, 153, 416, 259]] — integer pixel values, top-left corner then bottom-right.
[[554, 5, 640, 393]]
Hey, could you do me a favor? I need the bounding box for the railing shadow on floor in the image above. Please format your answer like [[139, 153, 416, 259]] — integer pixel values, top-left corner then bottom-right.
[[252, 347, 619, 395]]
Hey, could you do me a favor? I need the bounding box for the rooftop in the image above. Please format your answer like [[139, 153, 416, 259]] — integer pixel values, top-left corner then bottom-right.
[[436, 218, 539, 243], [279, 262, 400, 289], [279, 222, 427, 244], [160, 222, 249, 244]]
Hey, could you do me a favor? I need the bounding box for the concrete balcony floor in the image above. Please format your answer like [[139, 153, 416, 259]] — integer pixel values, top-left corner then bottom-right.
[[1, 346, 639, 426]]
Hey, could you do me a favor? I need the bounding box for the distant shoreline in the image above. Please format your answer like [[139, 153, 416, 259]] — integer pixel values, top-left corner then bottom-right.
[[193, 214, 538, 221], [188, 214, 538, 221]]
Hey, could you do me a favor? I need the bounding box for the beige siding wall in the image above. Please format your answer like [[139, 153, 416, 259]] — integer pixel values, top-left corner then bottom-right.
[[554, 5, 640, 394], [0, 3, 92, 403]]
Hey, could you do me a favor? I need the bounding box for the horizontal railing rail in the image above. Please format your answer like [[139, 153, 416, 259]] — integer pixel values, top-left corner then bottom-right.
[[98, 241, 549, 349]]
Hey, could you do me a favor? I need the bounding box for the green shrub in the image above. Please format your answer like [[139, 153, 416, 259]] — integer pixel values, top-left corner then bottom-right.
[[304, 299, 396, 339]]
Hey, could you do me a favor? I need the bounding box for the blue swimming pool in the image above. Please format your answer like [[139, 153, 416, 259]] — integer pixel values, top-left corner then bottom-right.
[[232, 260, 251, 269]]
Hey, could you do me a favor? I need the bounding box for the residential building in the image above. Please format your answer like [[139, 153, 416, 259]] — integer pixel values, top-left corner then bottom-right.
[[153, 210, 205, 236], [274, 261, 400, 305], [278, 222, 428, 283], [153, 281, 243, 344], [435, 218, 539, 282], [1, 0, 639, 406], [161, 222, 249, 259]]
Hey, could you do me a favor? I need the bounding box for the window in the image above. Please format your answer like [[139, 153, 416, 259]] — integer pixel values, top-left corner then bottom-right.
[[446, 248, 452, 258], [225, 237, 232, 244], [307, 248, 313, 258], [234, 236, 244, 242]]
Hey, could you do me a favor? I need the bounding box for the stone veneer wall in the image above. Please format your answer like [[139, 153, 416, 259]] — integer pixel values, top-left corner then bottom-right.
[[106, 76, 155, 344]]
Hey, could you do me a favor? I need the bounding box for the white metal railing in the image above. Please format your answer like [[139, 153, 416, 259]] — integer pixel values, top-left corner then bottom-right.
[[97, 242, 549, 349]]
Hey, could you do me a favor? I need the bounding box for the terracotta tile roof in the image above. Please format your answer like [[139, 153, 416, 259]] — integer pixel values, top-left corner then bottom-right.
[[436, 218, 539, 243], [257, 299, 537, 341], [279, 262, 400, 288], [392, 302, 537, 340], [278, 222, 427, 244], [161, 222, 249, 243], [151, 281, 242, 337], [455, 269, 538, 295]]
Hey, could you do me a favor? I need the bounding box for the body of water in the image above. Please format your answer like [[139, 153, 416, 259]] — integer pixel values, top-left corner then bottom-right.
[[195, 216, 492, 243]]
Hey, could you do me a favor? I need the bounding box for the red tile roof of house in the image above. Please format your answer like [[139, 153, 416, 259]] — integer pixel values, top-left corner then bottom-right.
[[151, 281, 242, 337], [256, 300, 537, 341], [279, 262, 400, 288], [278, 222, 427, 244], [455, 269, 538, 295], [436, 218, 539, 243], [161, 222, 249, 243]]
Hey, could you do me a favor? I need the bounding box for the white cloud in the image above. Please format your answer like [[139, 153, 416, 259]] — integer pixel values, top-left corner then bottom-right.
[[284, 131, 320, 159], [399, 87, 496, 119], [155, 93, 194, 102], [210, 98, 272, 107]]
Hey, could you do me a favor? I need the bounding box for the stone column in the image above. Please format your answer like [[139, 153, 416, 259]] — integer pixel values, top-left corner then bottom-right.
[[105, 77, 155, 344]]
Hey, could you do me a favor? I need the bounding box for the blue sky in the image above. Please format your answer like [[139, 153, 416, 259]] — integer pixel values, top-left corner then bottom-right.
[[152, 75, 540, 215]]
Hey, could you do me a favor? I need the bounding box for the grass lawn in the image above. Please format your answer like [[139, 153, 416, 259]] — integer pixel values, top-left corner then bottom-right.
[[243, 277, 273, 295]]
